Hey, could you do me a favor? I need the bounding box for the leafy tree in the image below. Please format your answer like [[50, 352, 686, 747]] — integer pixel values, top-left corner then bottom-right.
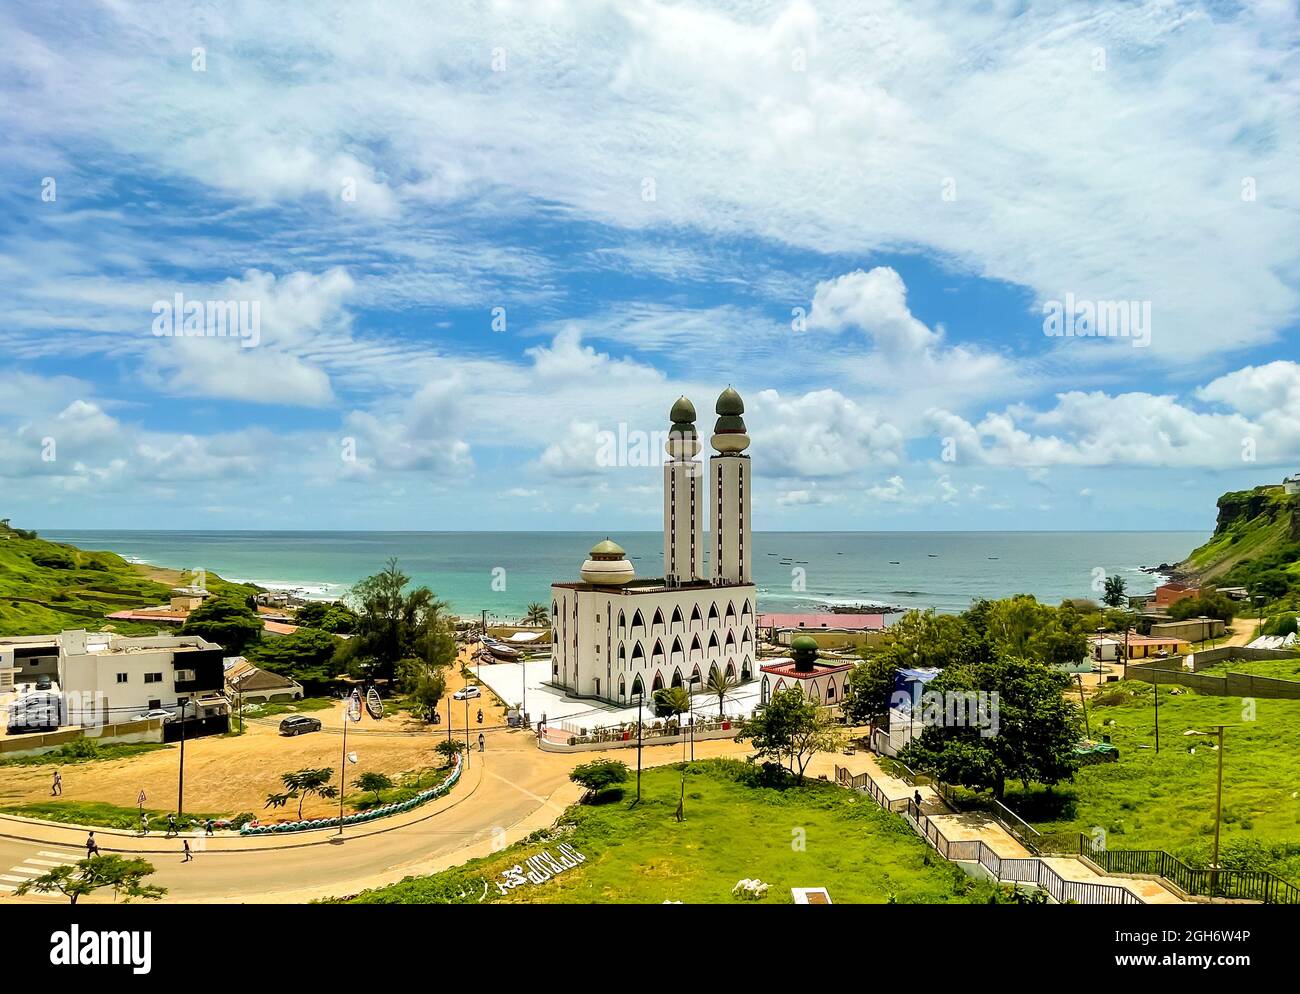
[[294, 600, 359, 634], [873, 609, 984, 673], [181, 592, 263, 654], [569, 759, 630, 800], [653, 685, 691, 719], [739, 688, 843, 783], [342, 559, 456, 681], [703, 665, 739, 716], [406, 665, 448, 720], [523, 602, 550, 627], [15, 855, 164, 905], [841, 654, 898, 724], [1168, 589, 1236, 623], [265, 767, 339, 819], [1102, 574, 1128, 608], [1246, 569, 1292, 602], [356, 772, 394, 804], [899, 655, 1080, 800], [247, 628, 341, 687], [435, 739, 465, 764]]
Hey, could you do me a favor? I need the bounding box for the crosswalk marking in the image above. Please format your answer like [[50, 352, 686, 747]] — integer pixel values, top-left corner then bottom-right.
[[0, 883, 16, 892], [3, 866, 41, 876], [1, 873, 38, 883], [37, 851, 81, 861], [24, 859, 65, 868]]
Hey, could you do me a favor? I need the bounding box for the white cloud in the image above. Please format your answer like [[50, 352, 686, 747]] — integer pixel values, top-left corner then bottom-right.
[[751, 387, 903, 478]]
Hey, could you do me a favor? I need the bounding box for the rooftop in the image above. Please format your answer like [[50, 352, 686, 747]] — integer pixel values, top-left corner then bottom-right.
[[758, 613, 885, 631]]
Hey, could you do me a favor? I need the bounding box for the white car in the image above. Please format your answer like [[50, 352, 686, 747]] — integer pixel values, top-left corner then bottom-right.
[[134, 708, 177, 723], [453, 685, 482, 701]]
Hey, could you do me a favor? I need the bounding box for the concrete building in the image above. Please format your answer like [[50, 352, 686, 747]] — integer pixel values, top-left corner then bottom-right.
[[759, 635, 853, 706], [550, 390, 758, 705], [224, 657, 304, 705], [0, 635, 62, 686], [1150, 617, 1225, 643], [1284, 473, 1300, 496], [1154, 582, 1200, 609], [757, 612, 887, 649]]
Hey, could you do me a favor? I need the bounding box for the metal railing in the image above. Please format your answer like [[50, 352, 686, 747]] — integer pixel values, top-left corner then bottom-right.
[[1080, 836, 1300, 905]]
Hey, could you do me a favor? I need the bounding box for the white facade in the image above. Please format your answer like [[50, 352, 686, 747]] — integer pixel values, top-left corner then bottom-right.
[[552, 389, 759, 705]]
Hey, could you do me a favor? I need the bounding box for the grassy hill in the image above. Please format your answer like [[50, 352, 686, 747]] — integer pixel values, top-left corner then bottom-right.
[[0, 519, 254, 637], [1178, 485, 1300, 588]]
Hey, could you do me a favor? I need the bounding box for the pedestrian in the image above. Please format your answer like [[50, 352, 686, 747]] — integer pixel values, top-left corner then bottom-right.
[[478, 731, 485, 753], [205, 818, 215, 836], [476, 708, 483, 724], [51, 770, 62, 796], [182, 838, 193, 863], [166, 813, 177, 837], [85, 831, 99, 858], [913, 789, 924, 813], [140, 812, 150, 835]]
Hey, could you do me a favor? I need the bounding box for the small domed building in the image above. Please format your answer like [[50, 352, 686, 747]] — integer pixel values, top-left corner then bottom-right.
[[550, 389, 758, 704], [758, 633, 854, 707]]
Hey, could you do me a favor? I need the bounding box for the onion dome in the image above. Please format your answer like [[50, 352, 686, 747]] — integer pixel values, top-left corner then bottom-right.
[[666, 395, 701, 460], [581, 538, 635, 585], [791, 634, 819, 672], [711, 386, 750, 453]]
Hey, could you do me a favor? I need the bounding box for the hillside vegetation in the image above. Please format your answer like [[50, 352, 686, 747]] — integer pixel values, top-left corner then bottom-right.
[[1178, 486, 1300, 610], [0, 519, 254, 637]]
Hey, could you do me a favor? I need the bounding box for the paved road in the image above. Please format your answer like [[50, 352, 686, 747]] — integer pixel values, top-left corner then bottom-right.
[[0, 737, 752, 903]]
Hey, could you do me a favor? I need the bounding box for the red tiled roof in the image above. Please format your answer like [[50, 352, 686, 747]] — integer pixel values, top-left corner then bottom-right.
[[757, 613, 884, 631], [760, 659, 854, 679]]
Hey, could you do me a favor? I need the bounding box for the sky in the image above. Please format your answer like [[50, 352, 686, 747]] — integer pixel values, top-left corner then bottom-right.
[[1, 0, 1299, 534]]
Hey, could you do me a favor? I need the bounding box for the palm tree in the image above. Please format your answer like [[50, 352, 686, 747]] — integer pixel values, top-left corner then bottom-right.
[[653, 685, 691, 720], [265, 768, 339, 819], [1102, 574, 1127, 609], [523, 602, 550, 627], [704, 665, 739, 717]]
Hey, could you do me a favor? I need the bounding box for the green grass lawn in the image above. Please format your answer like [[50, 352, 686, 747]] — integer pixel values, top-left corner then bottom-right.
[[0, 741, 169, 768], [0, 799, 230, 831], [1198, 656, 1300, 682], [1006, 682, 1300, 881], [241, 696, 335, 718], [343, 760, 1002, 904]]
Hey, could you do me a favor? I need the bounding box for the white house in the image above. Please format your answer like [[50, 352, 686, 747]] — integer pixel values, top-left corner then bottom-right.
[[550, 389, 758, 705], [1284, 472, 1300, 496]]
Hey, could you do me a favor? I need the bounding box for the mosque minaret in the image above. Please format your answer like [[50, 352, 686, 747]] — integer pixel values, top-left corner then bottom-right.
[[550, 388, 759, 705]]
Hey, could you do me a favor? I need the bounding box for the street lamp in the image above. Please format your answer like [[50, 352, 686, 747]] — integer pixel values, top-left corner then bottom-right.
[[1208, 724, 1232, 896], [687, 673, 701, 762], [176, 699, 190, 821]]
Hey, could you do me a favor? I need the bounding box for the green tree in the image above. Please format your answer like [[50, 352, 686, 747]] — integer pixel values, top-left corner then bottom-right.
[[1169, 589, 1236, 623], [342, 559, 456, 681], [15, 855, 164, 905], [653, 685, 691, 719], [569, 759, 630, 800], [841, 654, 898, 724], [247, 628, 341, 687], [435, 739, 465, 764], [899, 655, 1080, 800], [356, 772, 394, 804], [703, 664, 739, 717], [1102, 574, 1128, 608], [181, 592, 263, 654], [265, 767, 339, 820], [739, 688, 843, 783], [294, 600, 359, 634], [523, 602, 550, 627], [408, 668, 448, 721]]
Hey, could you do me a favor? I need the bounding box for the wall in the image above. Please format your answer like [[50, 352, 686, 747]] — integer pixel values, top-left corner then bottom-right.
[[0, 717, 164, 759], [1128, 654, 1300, 700]]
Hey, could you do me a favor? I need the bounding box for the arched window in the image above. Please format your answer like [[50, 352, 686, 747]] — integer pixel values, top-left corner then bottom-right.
[[761, 675, 770, 705], [671, 606, 685, 631], [652, 608, 665, 634], [652, 671, 665, 693], [618, 644, 626, 667], [827, 679, 836, 702], [631, 675, 645, 699], [725, 631, 736, 652], [742, 626, 751, 647], [690, 664, 702, 687], [631, 641, 645, 662], [671, 636, 685, 667], [809, 680, 820, 701], [652, 638, 665, 668], [708, 601, 720, 626], [742, 656, 752, 681], [742, 599, 753, 619], [690, 634, 703, 661], [631, 610, 646, 636], [617, 610, 626, 638], [725, 600, 737, 625], [672, 667, 683, 688], [552, 600, 558, 621], [619, 677, 627, 699], [708, 663, 720, 687], [725, 661, 737, 682], [708, 632, 720, 653], [690, 605, 703, 630]]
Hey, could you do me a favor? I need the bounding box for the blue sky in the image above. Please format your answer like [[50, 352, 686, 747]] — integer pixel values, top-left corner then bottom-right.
[[2, 0, 1298, 533]]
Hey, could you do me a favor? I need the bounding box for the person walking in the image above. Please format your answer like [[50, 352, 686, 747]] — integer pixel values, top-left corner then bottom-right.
[[85, 832, 99, 858], [140, 812, 150, 835], [912, 789, 924, 816], [182, 838, 193, 863], [51, 770, 62, 796], [478, 731, 485, 753], [476, 708, 483, 724], [166, 812, 177, 838], [205, 818, 215, 836]]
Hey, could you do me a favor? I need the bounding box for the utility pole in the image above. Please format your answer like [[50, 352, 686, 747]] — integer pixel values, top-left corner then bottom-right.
[[1210, 723, 1229, 895], [1077, 674, 1091, 739], [337, 695, 351, 838], [1153, 666, 1160, 753], [635, 690, 644, 803], [176, 699, 188, 821]]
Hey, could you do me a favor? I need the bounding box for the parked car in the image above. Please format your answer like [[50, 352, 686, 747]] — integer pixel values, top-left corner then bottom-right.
[[453, 685, 482, 700], [133, 708, 178, 723], [6, 691, 62, 734], [34, 675, 53, 691], [279, 715, 322, 736]]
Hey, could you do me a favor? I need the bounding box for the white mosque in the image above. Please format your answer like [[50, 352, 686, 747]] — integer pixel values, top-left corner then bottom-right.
[[550, 388, 758, 705]]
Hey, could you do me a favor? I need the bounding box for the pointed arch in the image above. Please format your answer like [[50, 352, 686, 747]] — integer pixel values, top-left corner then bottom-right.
[[707, 662, 721, 686], [690, 664, 702, 687], [741, 625, 751, 647], [631, 641, 645, 662], [742, 598, 753, 619], [652, 638, 665, 669], [742, 655, 752, 681], [652, 607, 665, 634], [761, 675, 771, 704], [725, 600, 737, 625], [619, 676, 626, 699], [631, 674, 645, 699], [690, 604, 703, 630], [671, 605, 685, 632], [775, 678, 787, 693], [708, 631, 720, 654], [809, 679, 820, 701], [672, 667, 683, 688], [631, 609, 646, 636], [708, 601, 720, 626], [724, 630, 737, 652], [618, 643, 626, 667], [689, 634, 703, 661], [652, 670, 665, 693], [617, 610, 626, 638], [725, 660, 737, 681], [826, 677, 837, 702], [671, 636, 685, 668]]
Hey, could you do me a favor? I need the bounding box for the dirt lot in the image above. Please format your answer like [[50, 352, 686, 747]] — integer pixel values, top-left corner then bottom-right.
[[0, 649, 519, 820]]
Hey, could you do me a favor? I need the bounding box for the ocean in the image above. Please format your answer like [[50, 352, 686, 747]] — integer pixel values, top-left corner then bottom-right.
[[42, 530, 1202, 622]]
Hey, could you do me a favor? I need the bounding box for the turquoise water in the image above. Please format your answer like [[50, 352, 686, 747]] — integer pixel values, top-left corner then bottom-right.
[[43, 530, 1202, 622]]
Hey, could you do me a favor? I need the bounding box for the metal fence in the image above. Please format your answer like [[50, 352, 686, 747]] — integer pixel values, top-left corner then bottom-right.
[[1082, 838, 1300, 905]]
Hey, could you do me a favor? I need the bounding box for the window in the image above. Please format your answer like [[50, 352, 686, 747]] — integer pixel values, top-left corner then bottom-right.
[[116, 673, 128, 684], [175, 668, 196, 682], [144, 672, 163, 684]]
